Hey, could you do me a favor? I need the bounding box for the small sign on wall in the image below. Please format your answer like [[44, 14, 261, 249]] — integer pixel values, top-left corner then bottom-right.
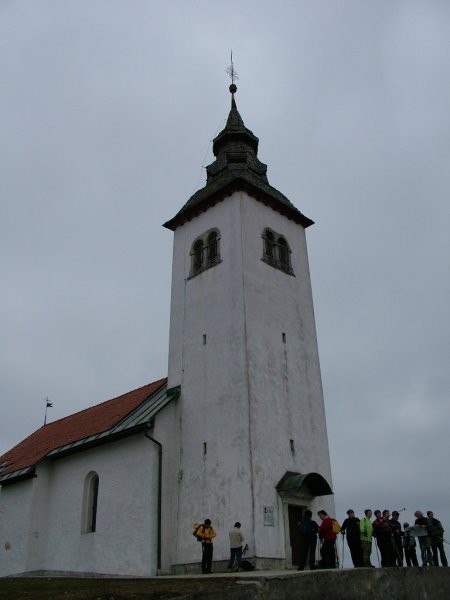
[[263, 506, 274, 526]]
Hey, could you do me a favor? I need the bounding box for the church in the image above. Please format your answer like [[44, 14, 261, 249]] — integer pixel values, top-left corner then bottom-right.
[[0, 82, 334, 577]]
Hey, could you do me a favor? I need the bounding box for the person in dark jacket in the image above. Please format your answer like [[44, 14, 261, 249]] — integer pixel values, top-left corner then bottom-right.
[[341, 509, 362, 567], [388, 511, 403, 566], [297, 509, 319, 570], [414, 511, 433, 566], [403, 522, 418, 566], [373, 510, 395, 567], [427, 511, 448, 566]]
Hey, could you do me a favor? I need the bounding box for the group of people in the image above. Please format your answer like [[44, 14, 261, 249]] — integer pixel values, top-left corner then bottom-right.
[[298, 508, 448, 570], [297, 509, 339, 570], [193, 508, 447, 574]]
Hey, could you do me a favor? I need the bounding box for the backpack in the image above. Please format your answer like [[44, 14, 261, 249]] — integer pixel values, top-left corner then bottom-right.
[[240, 559, 255, 571], [332, 519, 341, 534], [193, 524, 203, 542]]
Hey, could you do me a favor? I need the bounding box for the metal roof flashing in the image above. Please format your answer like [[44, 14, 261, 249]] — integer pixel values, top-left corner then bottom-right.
[[0, 467, 36, 486], [276, 471, 333, 497]]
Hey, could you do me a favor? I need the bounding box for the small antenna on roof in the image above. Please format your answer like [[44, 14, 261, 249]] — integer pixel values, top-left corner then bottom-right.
[[43, 397, 53, 426]]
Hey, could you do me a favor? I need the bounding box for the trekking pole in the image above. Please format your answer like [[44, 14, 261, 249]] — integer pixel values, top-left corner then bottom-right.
[[341, 534, 345, 568]]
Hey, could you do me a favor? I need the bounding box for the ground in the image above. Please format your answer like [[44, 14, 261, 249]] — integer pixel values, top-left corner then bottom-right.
[[0, 575, 241, 600], [3, 568, 449, 600]]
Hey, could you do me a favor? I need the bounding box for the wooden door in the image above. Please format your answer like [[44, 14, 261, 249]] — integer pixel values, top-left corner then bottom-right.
[[288, 504, 306, 566]]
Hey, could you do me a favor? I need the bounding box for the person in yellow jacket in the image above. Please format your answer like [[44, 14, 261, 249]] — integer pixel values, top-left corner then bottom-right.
[[359, 509, 374, 567], [194, 518, 217, 573]]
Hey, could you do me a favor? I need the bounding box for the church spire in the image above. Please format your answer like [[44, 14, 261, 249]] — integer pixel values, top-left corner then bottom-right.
[[207, 69, 266, 184], [205, 53, 260, 169], [163, 67, 313, 231]]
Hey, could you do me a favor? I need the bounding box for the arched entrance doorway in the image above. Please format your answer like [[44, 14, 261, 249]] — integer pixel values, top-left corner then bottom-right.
[[276, 471, 333, 568]]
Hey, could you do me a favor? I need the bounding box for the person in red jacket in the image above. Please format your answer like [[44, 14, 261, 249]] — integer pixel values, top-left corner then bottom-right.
[[317, 510, 337, 568]]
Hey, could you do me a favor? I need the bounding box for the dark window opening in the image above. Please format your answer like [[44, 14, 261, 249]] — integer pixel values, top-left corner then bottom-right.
[[262, 228, 294, 275], [192, 239, 204, 274], [207, 231, 218, 264], [189, 229, 221, 278], [90, 474, 99, 532], [278, 237, 289, 268], [264, 230, 275, 258], [83, 472, 99, 534]]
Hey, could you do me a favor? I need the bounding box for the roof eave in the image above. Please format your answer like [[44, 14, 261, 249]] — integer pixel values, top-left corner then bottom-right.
[[0, 467, 36, 487], [163, 179, 314, 231], [47, 423, 149, 461]]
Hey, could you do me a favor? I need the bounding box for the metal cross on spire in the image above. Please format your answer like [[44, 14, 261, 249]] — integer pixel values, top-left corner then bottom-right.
[[226, 51, 239, 92]]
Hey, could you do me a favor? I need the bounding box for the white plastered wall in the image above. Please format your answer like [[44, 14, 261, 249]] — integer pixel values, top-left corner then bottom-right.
[[0, 434, 160, 577], [0, 479, 35, 576], [168, 194, 253, 566], [167, 191, 334, 569], [240, 194, 335, 557]]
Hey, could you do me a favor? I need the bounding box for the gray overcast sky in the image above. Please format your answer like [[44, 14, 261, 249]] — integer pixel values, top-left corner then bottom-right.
[[1, 0, 449, 561]]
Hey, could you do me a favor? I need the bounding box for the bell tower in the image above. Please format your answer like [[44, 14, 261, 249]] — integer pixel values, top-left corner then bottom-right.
[[163, 80, 334, 571]]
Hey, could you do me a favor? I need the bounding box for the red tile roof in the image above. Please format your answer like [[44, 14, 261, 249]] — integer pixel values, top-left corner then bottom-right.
[[0, 378, 167, 478]]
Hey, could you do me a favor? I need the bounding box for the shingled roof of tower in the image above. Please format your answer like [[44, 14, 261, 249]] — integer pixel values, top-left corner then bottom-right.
[[163, 89, 314, 231], [0, 377, 168, 484]]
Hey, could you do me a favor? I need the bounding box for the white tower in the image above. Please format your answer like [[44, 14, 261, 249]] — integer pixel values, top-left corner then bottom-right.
[[163, 83, 334, 572]]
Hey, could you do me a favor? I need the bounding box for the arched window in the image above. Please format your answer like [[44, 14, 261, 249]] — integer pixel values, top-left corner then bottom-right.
[[189, 229, 221, 278], [82, 471, 99, 533], [261, 228, 294, 275]]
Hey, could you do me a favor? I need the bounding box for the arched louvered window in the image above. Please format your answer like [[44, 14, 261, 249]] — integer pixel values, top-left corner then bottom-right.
[[82, 471, 100, 533], [189, 229, 221, 278], [262, 228, 294, 275]]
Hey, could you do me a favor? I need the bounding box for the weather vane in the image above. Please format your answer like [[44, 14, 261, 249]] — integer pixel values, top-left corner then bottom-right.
[[226, 51, 239, 92], [43, 396, 53, 426]]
